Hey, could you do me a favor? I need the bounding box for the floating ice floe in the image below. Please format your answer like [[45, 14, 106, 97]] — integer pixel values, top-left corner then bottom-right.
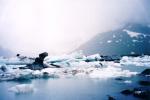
[[0, 56, 34, 65], [9, 84, 34, 94], [120, 56, 150, 66], [124, 80, 132, 84], [86, 54, 101, 61], [1, 52, 150, 81], [0, 61, 137, 80], [89, 66, 137, 79], [107, 40, 112, 43], [44, 51, 86, 64]]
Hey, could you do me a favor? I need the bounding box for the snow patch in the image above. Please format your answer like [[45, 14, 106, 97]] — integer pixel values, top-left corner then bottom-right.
[[123, 29, 142, 38]]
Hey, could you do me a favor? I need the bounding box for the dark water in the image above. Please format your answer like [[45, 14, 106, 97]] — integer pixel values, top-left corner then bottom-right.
[[0, 65, 148, 100]]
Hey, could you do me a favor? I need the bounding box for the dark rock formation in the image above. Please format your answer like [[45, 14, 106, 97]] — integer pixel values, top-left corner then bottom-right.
[[72, 70, 78, 75], [27, 52, 48, 70], [77, 23, 150, 56], [43, 72, 49, 78], [107, 95, 116, 100], [0, 65, 7, 72], [138, 80, 150, 86], [121, 87, 150, 99], [16, 54, 20, 57], [115, 77, 124, 81], [133, 88, 150, 99], [50, 63, 61, 68], [33, 52, 48, 65], [140, 69, 150, 76], [121, 89, 133, 95], [19, 66, 28, 69]]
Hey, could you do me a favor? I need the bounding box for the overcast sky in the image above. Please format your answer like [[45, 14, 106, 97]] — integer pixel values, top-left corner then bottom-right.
[[0, 0, 150, 56]]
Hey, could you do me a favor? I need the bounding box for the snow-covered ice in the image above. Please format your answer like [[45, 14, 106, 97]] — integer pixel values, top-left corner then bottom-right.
[[0, 52, 150, 81], [123, 29, 142, 38], [86, 54, 101, 61], [44, 51, 86, 64], [0, 62, 137, 80], [0, 56, 34, 65], [120, 55, 150, 66], [123, 29, 150, 38]]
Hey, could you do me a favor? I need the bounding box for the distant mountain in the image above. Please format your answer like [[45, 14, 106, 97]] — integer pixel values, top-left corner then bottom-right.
[[78, 23, 150, 56], [0, 46, 14, 57]]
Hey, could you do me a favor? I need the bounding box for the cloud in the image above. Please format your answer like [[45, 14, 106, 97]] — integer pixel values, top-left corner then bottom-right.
[[0, 46, 14, 57], [0, 0, 149, 56]]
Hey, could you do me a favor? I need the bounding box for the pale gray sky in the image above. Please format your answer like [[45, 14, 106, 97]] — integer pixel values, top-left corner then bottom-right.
[[0, 0, 150, 56]]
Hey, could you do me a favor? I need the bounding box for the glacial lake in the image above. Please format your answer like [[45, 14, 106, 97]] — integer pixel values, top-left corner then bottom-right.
[[0, 65, 148, 100]]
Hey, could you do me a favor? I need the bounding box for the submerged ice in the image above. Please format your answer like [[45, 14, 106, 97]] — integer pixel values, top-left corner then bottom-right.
[[0, 52, 149, 81]]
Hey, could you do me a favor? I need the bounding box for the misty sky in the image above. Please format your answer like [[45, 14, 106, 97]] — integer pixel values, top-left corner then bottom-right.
[[0, 0, 150, 56]]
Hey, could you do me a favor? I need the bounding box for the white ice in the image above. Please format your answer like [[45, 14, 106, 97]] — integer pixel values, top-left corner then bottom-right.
[[123, 29, 142, 38], [0, 52, 150, 81], [120, 55, 150, 66], [0, 56, 34, 65], [89, 65, 137, 79], [124, 80, 132, 84], [8, 84, 34, 94], [107, 40, 112, 43], [44, 50, 86, 64]]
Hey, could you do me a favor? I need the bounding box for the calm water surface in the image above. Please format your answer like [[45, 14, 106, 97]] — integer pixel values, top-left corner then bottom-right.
[[0, 65, 148, 100]]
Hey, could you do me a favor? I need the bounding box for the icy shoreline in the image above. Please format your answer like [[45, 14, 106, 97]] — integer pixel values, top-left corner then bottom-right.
[[0, 52, 149, 81]]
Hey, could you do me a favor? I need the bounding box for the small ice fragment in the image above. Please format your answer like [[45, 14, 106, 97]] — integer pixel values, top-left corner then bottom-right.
[[113, 34, 116, 38], [124, 80, 132, 84], [8, 84, 34, 94], [107, 40, 112, 43], [132, 39, 138, 42]]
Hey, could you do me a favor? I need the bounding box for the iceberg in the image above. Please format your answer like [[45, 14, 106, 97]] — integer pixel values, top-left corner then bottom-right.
[[85, 54, 101, 62], [0, 56, 34, 65], [0, 68, 33, 81], [8, 84, 34, 94], [44, 51, 85, 64], [124, 80, 132, 84], [1, 52, 149, 81], [120, 56, 150, 66], [89, 66, 137, 79]]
